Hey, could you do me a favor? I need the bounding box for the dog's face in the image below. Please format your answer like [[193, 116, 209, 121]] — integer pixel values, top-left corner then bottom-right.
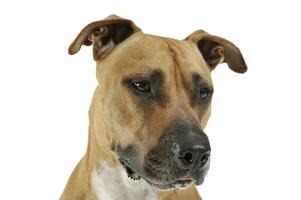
[[96, 34, 214, 190], [69, 15, 247, 190]]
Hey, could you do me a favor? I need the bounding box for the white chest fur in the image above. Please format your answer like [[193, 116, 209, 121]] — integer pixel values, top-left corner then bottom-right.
[[91, 161, 157, 200]]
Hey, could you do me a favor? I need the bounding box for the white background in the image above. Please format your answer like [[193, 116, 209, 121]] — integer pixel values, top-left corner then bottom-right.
[[0, 0, 300, 199]]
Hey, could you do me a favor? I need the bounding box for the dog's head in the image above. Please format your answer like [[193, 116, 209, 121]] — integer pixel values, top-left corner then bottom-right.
[[69, 15, 247, 190]]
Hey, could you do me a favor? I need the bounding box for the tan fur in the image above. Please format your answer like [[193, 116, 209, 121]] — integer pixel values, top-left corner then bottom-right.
[[60, 15, 247, 200]]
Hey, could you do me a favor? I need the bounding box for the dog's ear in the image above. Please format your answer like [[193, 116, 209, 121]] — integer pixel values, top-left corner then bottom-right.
[[68, 15, 141, 60], [186, 30, 247, 73]]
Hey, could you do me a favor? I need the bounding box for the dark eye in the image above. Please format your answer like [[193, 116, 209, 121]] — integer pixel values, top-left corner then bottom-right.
[[199, 87, 210, 99], [133, 81, 151, 93]]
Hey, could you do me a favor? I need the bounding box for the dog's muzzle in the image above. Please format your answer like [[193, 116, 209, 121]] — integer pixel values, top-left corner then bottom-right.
[[118, 120, 211, 190]]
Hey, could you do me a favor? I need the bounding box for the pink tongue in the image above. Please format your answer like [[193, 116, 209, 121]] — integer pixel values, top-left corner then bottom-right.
[[179, 175, 193, 181]]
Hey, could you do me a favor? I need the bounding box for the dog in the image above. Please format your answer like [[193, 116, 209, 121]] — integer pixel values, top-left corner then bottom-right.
[[60, 15, 247, 200]]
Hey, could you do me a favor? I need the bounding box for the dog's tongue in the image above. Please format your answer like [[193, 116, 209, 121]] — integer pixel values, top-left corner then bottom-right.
[[179, 175, 193, 181]]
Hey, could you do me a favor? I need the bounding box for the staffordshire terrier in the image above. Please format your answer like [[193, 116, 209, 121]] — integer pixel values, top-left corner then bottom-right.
[[60, 14, 247, 200]]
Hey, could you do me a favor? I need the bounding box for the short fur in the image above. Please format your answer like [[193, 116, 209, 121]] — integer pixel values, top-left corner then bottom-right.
[[60, 15, 247, 200]]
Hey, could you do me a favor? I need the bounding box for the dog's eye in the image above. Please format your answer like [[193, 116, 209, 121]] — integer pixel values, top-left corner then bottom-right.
[[133, 81, 151, 93], [199, 87, 210, 99]]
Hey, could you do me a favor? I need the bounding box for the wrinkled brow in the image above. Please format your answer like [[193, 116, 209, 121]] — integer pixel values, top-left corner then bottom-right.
[[123, 69, 164, 82]]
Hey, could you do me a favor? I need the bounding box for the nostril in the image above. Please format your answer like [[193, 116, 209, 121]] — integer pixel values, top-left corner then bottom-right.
[[179, 151, 194, 164], [200, 152, 210, 164]]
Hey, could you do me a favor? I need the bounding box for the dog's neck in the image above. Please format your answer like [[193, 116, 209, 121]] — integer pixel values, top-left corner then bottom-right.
[[91, 161, 157, 200]]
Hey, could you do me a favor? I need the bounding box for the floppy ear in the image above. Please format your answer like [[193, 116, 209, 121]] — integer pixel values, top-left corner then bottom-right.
[[68, 15, 141, 60], [186, 30, 247, 73]]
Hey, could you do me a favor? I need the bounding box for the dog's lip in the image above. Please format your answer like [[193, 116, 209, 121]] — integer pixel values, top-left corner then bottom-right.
[[144, 177, 193, 190]]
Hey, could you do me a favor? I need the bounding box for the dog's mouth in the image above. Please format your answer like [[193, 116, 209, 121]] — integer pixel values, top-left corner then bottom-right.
[[119, 159, 203, 190], [144, 177, 194, 190]]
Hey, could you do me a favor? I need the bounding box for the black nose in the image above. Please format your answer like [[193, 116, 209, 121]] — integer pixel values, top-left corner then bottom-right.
[[172, 128, 211, 169]]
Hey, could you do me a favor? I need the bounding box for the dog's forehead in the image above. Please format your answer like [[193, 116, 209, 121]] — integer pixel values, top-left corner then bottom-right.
[[99, 32, 212, 83]]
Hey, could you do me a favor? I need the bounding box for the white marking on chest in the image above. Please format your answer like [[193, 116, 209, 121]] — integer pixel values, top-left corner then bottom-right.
[[92, 161, 157, 200]]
